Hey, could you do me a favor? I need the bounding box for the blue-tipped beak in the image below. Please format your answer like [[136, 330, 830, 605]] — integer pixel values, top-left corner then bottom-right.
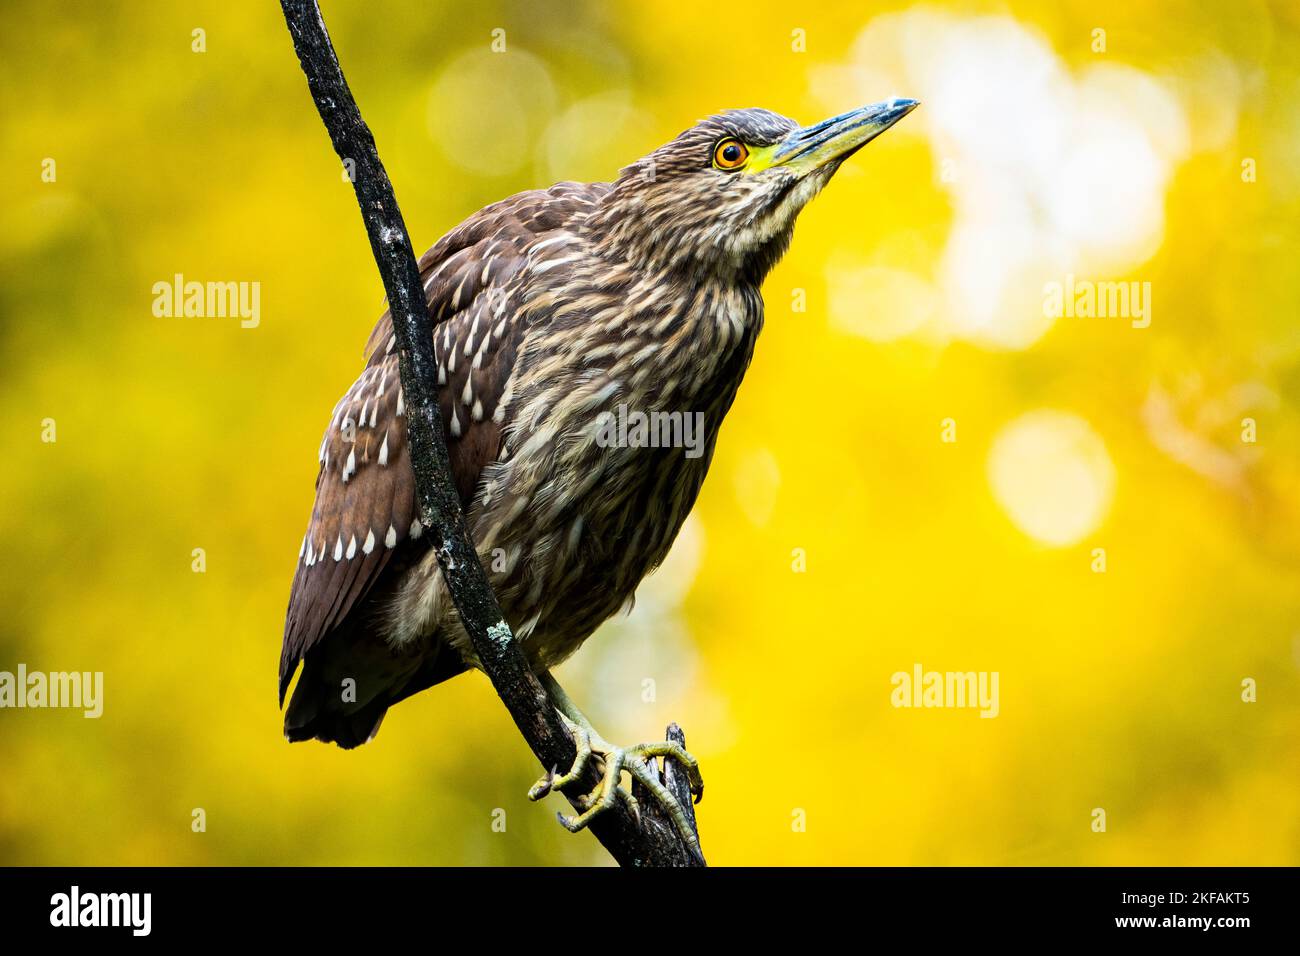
[[771, 99, 919, 172]]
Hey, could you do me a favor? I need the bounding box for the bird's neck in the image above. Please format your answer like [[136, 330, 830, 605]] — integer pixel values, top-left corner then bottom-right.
[[585, 247, 766, 404], [517, 219, 768, 415]]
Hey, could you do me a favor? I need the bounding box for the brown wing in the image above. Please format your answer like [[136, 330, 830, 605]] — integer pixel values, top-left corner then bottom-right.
[[279, 182, 608, 702]]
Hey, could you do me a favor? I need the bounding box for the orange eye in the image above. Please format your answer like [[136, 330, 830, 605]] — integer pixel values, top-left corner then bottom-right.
[[713, 138, 749, 170]]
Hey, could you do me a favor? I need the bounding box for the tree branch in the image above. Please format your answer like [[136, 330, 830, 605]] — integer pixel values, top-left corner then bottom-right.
[[279, 0, 704, 867]]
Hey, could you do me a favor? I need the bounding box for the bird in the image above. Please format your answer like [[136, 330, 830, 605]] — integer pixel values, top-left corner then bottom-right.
[[279, 98, 918, 840]]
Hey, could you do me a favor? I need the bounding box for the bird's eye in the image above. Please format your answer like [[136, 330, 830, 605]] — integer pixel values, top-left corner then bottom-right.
[[712, 138, 749, 170]]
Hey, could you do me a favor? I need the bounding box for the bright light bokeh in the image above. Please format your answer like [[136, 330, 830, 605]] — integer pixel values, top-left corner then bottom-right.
[[988, 410, 1115, 547], [814, 9, 1194, 348]]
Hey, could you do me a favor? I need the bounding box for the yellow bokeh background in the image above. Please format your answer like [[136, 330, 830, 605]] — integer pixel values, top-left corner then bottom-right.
[[2, 0, 1298, 865]]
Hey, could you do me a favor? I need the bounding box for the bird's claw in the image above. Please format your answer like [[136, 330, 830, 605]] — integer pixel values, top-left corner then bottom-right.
[[527, 720, 703, 848], [527, 715, 594, 800]]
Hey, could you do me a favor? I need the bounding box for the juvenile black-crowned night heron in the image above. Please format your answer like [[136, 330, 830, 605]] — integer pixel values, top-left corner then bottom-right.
[[280, 98, 918, 841]]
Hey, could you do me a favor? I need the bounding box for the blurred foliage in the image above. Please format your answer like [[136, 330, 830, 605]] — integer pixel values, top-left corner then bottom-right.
[[1, 0, 1298, 866]]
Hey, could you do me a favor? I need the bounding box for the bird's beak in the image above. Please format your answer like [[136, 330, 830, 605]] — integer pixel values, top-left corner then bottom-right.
[[765, 99, 919, 175]]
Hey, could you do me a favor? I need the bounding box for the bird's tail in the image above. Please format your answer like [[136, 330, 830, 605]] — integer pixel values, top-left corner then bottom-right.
[[285, 687, 390, 750], [282, 635, 466, 749]]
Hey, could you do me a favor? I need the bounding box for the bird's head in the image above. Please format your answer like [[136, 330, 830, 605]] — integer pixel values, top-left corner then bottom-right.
[[590, 100, 918, 280]]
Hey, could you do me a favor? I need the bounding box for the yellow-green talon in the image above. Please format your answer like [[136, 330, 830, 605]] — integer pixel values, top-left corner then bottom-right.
[[534, 735, 702, 845], [527, 672, 704, 847], [527, 712, 592, 800], [527, 766, 557, 802]]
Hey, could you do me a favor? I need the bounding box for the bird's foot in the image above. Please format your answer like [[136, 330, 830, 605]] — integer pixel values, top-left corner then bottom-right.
[[527, 713, 704, 847]]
